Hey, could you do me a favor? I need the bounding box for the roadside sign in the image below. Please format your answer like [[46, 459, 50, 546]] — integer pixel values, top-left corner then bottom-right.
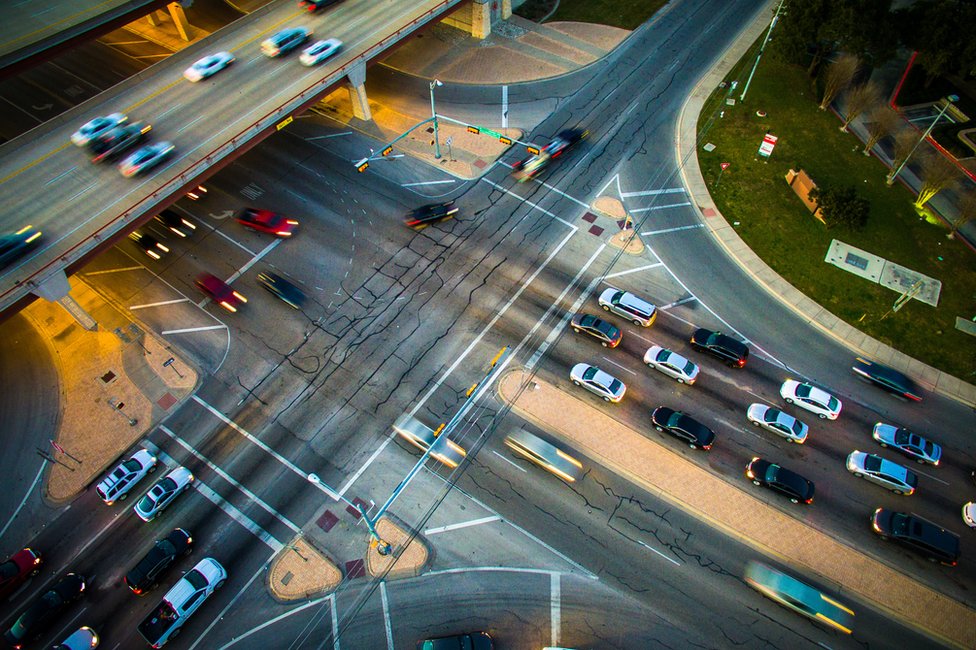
[[445, 136, 453, 146], [720, 162, 730, 170], [758, 133, 778, 157]]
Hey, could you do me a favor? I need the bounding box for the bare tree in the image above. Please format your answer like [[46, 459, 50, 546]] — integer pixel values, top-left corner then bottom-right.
[[888, 128, 922, 178], [948, 188, 976, 239], [839, 81, 881, 131], [914, 153, 961, 208], [819, 54, 860, 110], [862, 105, 900, 155]]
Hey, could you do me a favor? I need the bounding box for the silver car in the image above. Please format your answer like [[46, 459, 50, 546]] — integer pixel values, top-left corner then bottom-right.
[[300, 38, 343, 66], [570, 363, 625, 402], [504, 428, 583, 482], [871, 423, 941, 465], [134, 466, 194, 522], [392, 414, 466, 468], [643, 346, 699, 384], [846, 450, 917, 495], [96, 448, 158, 505], [184, 51, 235, 82], [597, 288, 657, 326], [746, 404, 808, 444], [71, 112, 126, 146]]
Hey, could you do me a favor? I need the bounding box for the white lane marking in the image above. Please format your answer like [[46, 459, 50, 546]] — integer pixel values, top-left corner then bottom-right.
[[0, 462, 46, 541], [638, 539, 681, 565], [226, 239, 281, 283], [604, 263, 662, 278], [67, 182, 95, 202], [551, 572, 561, 647], [659, 296, 698, 310], [44, 169, 72, 186], [213, 593, 333, 650], [425, 515, 501, 535], [631, 201, 692, 213], [331, 595, 340, 650], [159, 425, 301, 533], [305, 131, 352, 140], [912, 467, 950, 487], [501, 84, 508, 127], [640, 224, 704, 236], [380, 581, 394, 650], [177, 114, 206, 134], [522, 176, 591, 209], [425, 566, 593, 579], [82, 266, 145, 275], [492, 449, 526, 472], [193, 396, 340, 500], [600, 356, 637, 375], [194, 479, 282, 551], [400, 179, 456, 187], [190, 556, 274, 650], [129, 298, 191, 310], [161, 324, 227, 335], [211, 227, 256, 255], [626, 330, 657, 345], [621, 188, 686, 197], [156, 103, 183, 122], [482, 178, 575, 228]]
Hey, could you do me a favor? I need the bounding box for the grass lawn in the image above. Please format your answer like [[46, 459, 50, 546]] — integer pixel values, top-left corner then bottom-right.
[[514, 0, 667, 30], [697, 53, 976, 380]]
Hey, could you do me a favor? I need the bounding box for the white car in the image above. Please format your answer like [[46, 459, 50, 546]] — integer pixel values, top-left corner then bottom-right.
[[184, 51, 235, 82], [643, 346, 699, 384], [846, 450, 917, 495], [96, 448, 158, 505], [779, 379, 842, 420], [598, 288, 656, 326], [54, 627, 99, 650], [300, 38, 342, 66], [134, 466, 194, 522], [71, 113, 126, 146], [570, 363, 626, 403], [964, 502, 975, 528], [119, 141, 174, 177], [746, 404, 808, 443]]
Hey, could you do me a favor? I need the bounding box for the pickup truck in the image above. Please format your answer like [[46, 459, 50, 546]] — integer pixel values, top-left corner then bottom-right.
[[138, 558, 226, 648]]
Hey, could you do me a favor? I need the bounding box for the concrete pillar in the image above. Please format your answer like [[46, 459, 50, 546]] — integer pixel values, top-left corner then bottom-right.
[[345, 62, 372, 122], [167, 2, 193, 42], [501, 0, 512, 20], [34, 271, 97, 331], [146, 10, 162, 26], [471, 0, 491, 39]]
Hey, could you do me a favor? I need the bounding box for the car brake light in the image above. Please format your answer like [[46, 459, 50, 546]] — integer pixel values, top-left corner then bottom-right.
[[232, 292, 247, 303], [275, 230, 293, 236], [219, 301, 238, 312]]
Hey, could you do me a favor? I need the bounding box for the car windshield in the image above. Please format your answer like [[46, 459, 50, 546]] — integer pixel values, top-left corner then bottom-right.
[[582, 367, 597, 381], [579, 314, 597, 327], [826, 396, 839, 410], [862, 455, 881, 472], [795, 384, 812, 398], [156, 477, 177, 494], [608, 378, 622, 393], [765, 464, 781, 482], [185, 568, 209, 589]]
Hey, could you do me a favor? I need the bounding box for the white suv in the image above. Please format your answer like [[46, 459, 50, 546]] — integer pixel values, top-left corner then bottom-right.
[[96, 449, 158, 505], [598, 288, 657, 327]]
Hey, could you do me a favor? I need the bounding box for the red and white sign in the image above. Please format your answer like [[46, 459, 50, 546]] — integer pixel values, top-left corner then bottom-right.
[[720, 162, 730, 170], [758, 133, 778, 158]]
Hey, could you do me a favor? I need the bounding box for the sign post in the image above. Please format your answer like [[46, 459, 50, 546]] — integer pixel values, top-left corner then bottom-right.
[[716, 162, 730, 187]]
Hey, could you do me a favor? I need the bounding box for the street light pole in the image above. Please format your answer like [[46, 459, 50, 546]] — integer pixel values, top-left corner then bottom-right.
[[429, 79, 443, 159], [740, 0, 785, 103], [886, 94, 958, 185]]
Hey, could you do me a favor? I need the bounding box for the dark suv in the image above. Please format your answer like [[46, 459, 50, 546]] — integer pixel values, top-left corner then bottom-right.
[[125, 528, 193, 594], [4, 573, 86, 648], [871, 509, 960, 566], [89, 122, 151, 163], [690, 328, 749, 367]]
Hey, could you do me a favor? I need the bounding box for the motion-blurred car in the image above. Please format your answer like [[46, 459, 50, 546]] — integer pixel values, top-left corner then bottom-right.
[[184, 51, 235, 82], [871, 422, 941, 466], [651, 406, 714, 450], [4, 573, 87, 649], [393, 414, 466, 468], [95, 448, 158, 505], [780, 379, 842, 420], [119, 141, 174, 177], [597, 288, 656, 326], [689, 328, 749, 367], [964, 503, 975, 528], [256, 271, 306, 309], [235, 208, 299, 237], [0, 225, 42, 269], [300, 38, 342, 66], [71, 112, 126, 146], [871, 508, 960, 566], [134, 466, 194, 522], [504, 428, 583, 482], [299, 0, 343, 11], [128, 231, 170, 261], [53, 626, 99, 650], [416, 631, 493, 650], [570, 363, 625, 403], [0, 549, 42, 600], [403, 201, 458, 229], [186, 184, 208, 201], [196, 273, 247, 312], [643, 345, 699, 384], [512, 128, 587, 182], [851, 357, 922, 402], [744, 561, 854, 634], [570, 313, 622, 348], [261, 27, 311, 57], [746, 404, 808, 444], [846, 450, 917, 495], [155, 209, 197, 238], [125, 528, 194, 595], [746, 457, 815, 504], [89, 122, 151, 163]]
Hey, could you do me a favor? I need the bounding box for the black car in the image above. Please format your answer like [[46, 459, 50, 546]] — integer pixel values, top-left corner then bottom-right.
[[257, 272, 306, 309], [871, 508, 959, 566], [852, 357, 922, 402], [689, 328, 749, 367], [404, 201, 459, 229], [745, 457, 815, 504], [0, 225, 42, 270], [650, 406, 715, 450], [417, 631, 493, 650], [89, 122, 151, 163], [128, 231, 170, 260], [125, 528, 193, 595], [4, 573, 86, 648], [155, 209, 197, 238]]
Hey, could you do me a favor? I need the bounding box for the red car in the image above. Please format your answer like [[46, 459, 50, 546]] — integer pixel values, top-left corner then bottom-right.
[[0, 549, 42, 600], [299, 0, 342, 11], [235, 208, 299, 237], [195, 273, 247, 312]]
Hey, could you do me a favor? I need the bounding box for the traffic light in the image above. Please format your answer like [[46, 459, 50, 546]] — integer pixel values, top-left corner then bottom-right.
[[467, 126, 480, 134], [499, 136, 513, 145], [381, 145, 393, 157], [527, 146, 541, 155], [356, 159, 369, 173]]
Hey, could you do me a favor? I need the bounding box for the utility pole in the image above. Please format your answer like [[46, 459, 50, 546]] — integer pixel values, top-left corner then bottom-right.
[[740, 0, 786, 103], [886, 95, 958, 186]]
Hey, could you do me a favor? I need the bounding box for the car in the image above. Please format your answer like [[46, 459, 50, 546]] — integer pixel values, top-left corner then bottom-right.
[[235, 208, 299, 237], [871, 422, 941, 466], [125, 528, 194, 595], [569, 363, 625, 403], [184, 51, 235, 82], [134, 466, 194, 522], [300, 38, 342, 66], [128, 231, 170, 261], [299, 0, 343, 11], [570, 313, 622, 347], [261, 27, 311, 57], [3, 573, 87, 648], [257, 272, 306, 309], [650, 406, 715, 450], [744, 561, 854, 634], [95, 448, 158, 505], [512, 128, 587, 182], [689, 328, 749, 367], [71, 112, 126, 146], [155, 209, 197, 238], [746, 404, 808, 444], [0, 549, 42, 600], [417, 631, 493, 650], [196, 273, 247, 312], [597, 288, 656, 326], [0, 225, 42, 269], [504, 428, 583, 482], [852, 357, 922, 402], [119, 141, 174, 177], [392, 414, 467, 469], [186, 184, 208, 201], [53, 626, 99, 650], [870, 508, 960, 566], [964, 502, 975, 528], [779, 379, 842, 420], [88, 122, 151, 163], [846, 450, 918, 495], [403, 201, 459, 229], [745, 457, 815, 504], [643, 345, 699, 384]]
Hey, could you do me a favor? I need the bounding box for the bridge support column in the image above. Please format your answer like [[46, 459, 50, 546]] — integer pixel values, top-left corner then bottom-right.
[[501, 0, 512, 20], [146, 10, 164, 26], [471, 0, 491, 39], [167, 2, 193, 42], [33, 271, 97, 331], [345, 62, 372, 122]]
